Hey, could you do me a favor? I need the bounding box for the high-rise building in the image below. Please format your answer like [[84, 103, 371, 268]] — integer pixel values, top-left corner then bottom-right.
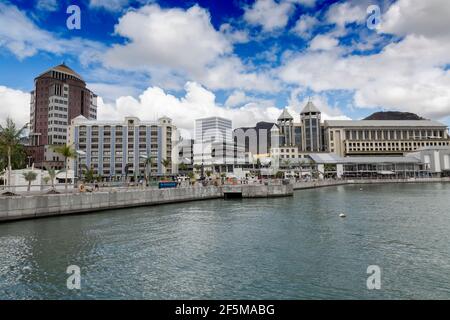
[[270, 103, 323, 160], [28, 63, 97, 169], [193, 117, 244, 172], [233, 121, 277, 158], [67, 116, 177, 180], [301, 101, 323, 152], [195, 117, 232, 143]]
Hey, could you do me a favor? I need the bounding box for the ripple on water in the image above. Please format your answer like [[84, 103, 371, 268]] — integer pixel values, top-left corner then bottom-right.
[[0, 183, 450, 299]]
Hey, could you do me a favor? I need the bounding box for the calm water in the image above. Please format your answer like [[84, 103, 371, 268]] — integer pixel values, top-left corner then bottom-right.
[[1, 183, 450, 300]]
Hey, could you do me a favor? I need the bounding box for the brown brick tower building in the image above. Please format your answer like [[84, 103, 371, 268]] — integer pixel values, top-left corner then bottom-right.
[[28, 64, 97, 169]]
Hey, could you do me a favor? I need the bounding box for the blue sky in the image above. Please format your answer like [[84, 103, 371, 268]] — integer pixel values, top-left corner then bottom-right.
[[1, 0, 450, 130]]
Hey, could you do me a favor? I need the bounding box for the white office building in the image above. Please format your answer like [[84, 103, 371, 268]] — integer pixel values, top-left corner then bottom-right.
[[193, 117, 244, 172], [68, 116, 178, 180]]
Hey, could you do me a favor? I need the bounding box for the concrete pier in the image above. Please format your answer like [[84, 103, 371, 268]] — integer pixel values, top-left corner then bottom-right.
[[0, 184, 293, 222]]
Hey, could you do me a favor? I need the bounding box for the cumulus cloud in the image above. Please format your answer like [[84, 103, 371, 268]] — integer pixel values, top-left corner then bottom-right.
[[309, 34, 339, 51], [379, 0, 450, 39], [292, 14, 319, 39], [104, 5, 231, 74], [0, 3, 105, 61], [97, 82, 282, 134], [325, 1, 367, 27], [0, 86, 31, 127], [244, 0, 294, 32], [278, 0, 450, 120], [102, 4, 276, 92]]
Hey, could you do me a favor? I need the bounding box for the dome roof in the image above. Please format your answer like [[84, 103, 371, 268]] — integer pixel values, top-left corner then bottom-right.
[[277, 108, 293, 121], [301, 101, 320, 114], [38, 63, 84, 81]]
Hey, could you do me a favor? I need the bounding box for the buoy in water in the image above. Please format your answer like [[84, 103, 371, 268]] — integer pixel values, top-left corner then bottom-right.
[[339, 213, 346, 218], [359, 188, 363, 191]]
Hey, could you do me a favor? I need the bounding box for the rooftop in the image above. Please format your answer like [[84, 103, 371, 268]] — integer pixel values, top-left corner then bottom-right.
[[37, 63, 84, 81], [324, 120, 447, 127], [301, 101, 320, 114], [278, 108, 293, 121]]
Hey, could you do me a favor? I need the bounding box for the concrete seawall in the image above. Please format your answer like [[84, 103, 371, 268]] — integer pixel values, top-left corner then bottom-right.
[[293, 177, 450, 190], [0, 184, 293, 222]]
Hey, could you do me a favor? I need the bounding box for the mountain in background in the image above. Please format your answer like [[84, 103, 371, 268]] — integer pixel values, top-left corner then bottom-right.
[[364, 111, 425, 120]]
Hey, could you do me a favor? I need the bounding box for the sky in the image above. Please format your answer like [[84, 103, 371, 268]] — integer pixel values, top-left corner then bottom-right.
[[1, 0, 450, 131]]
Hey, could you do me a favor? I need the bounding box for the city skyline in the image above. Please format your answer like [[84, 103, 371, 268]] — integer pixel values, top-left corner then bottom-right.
[[1, 0, 450, 131]]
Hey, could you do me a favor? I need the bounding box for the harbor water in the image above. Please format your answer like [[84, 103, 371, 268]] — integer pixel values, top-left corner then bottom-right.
[[0, 183, 449, 299]]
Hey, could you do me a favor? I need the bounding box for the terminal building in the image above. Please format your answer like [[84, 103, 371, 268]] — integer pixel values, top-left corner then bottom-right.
[[271, 102, 450, 159], [324, 120, 450, 157], [67, 116, 177, 181]]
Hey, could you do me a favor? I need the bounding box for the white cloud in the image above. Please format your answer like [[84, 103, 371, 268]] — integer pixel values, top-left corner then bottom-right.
[[379, 0, 450, 39], [325, 1, 366, 27], [0, 3, 105, 61], [0, 86, 30, 127], [97, 82, 282, 132], [244, 0, 294, 32], [309, 34, 339, 51], [279, 32, 450, 119], [36, 0, 58, 12], [88, 83, 142, 102], [89, 0, 134, 12], [102, 4, 277, 92], [219, 23, 250, 44], [104, 5, 231, 74], [292, 14, 319, 39], [286, 90, 351, 121]]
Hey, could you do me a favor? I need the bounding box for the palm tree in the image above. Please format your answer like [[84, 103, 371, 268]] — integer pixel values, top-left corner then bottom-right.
[[52, 144, 77, 192], [0, 118, 27, 191], [23, 171, 37, 192], [161, 158, 171, 178], [142, 155, 155, 185], [81, 164, 96, 183], [47, 168, 58, 191]]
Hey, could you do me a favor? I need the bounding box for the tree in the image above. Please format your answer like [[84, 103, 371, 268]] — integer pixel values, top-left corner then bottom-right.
[[47, 168, 58, 191], [161, 158, 171, 170], [0, 117, 27, 191], [23, 171, 37, 192], [161, 158, 171, 178], [142, 155, 155, 185], [52, 144, 77, 192], [81, 165, 96, 183], [178, 163, 188, 174], [275, 171, 284, 179]]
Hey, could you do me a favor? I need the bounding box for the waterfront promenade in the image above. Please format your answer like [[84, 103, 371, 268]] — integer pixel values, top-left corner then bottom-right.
[[0, 183, 293, 222], [1, 177, 449, 223]]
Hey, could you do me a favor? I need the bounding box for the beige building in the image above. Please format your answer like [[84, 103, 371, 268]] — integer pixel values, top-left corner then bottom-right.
[[324, 120, 450, 157], [68, 116, 177, 180]]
